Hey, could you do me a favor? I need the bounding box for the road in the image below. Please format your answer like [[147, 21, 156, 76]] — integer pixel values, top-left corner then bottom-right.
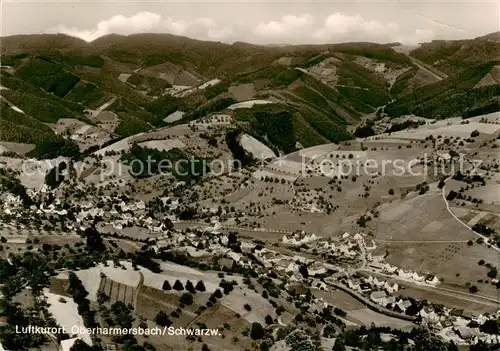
[[357, 237, 367, 269]]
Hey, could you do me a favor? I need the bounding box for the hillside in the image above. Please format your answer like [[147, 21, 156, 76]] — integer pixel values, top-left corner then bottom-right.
[[383, 35, 500, 119], [1, 32, 499, 155]]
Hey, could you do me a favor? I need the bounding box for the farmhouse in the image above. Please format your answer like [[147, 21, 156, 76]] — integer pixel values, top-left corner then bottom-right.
[[369, 261, 386, 270], [381, 296, 396, 306], [384, 281, 399, 293], [370, 290, 387, 302], [425, 274, 440, 285], [454, 327, 480, 340], [282, 232, 319, 246], [309, 262, 327, 276]]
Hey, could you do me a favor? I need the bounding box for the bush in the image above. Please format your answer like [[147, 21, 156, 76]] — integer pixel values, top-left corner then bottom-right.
[[243, 304, 252, 311]]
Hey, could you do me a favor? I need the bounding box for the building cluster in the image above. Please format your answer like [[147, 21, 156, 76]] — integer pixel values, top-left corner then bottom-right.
[[367, 260, 441, 286]]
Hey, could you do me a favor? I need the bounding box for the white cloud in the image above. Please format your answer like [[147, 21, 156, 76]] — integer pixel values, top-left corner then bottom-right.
[[46, 10, 436, 46], [396, 29, 436, 45], [254, 14, 314, 37], [208, 26, 233, 40], [313, 13, 401, 42], [195, 17, 217, 28], [47, 12, 232, 42]]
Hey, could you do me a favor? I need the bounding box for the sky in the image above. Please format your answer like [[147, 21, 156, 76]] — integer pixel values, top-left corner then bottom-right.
[[1, 1, 499, 45]]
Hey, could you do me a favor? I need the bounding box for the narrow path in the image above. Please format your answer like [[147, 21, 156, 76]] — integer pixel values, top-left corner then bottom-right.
[[409, 56, 448, 81], [132, 271, 144, 310], [92, 96, 117, 118], [441, 178, 500, 253]]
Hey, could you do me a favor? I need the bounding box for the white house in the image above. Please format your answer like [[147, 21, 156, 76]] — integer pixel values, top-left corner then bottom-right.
[[425, 275, 440, 285], [384, 281, 399, 293], [370, 291, 387, 302]]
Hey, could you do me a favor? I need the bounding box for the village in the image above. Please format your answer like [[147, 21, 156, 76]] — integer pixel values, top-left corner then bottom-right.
[[2, 170, 500, 350]]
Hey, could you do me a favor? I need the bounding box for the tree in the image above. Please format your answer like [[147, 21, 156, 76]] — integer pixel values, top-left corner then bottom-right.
[[164, 218, 174, 230], [488, 268, 498, 279], [469, 285, 478, 293], [260, 341, 270, 351], [244, 304, 252, 311], [70, 339, 94, 351], [480, 319, 500, 335], [228, 232, 238, 245], [333, 307, 347, 317], [201, 343, 211, 351], [299, 264, 309, 279], [219, 279, 235, 294], [84, 227, 105, 252], [173, 280, 184, 291], [154, 311, 172, 327], [179, 293, 194, 305], [265, 315, 273, 325], [110, 301, 134, 328], [195, 280, 206, 292], [185, 280, 196, 293], [438, 179, 446, 189], [162, 281, 171, 290], [333, 338, 346, 351], [214, 289, 223, 299], [388, 188, 394, 195], [446, 190, 458, 201], [250, 322, 265, 340], [45, 163, 67, 189]]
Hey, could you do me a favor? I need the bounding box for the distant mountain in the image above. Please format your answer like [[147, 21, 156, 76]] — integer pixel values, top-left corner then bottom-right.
[[0, 31, 498, 151]]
